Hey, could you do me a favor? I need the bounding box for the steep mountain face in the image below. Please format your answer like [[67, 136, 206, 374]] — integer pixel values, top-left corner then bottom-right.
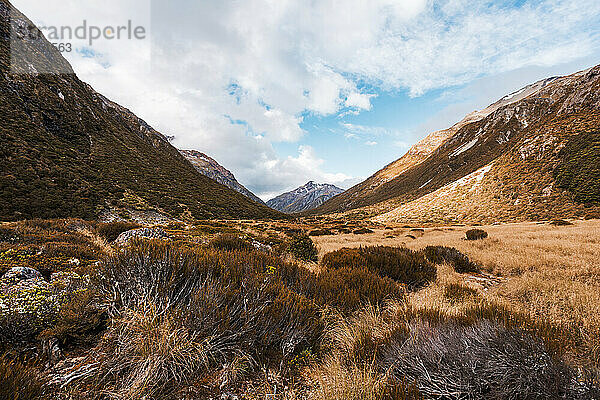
[[0, 0, 281, 221], [180, 150, 264, 204], [313, 66, 600, 223], [317, 77, 562, 214], [267, 182, 344, 213]]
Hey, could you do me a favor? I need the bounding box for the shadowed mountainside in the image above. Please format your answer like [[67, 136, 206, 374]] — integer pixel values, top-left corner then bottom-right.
[[0, 0, 281, 221], [180, 150, 265, 205]]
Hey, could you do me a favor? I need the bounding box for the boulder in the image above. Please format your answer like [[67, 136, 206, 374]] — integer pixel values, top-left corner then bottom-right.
[[0, 269, 89, 342], [1, 266, 42, 285], [114, 227, 170, 245]]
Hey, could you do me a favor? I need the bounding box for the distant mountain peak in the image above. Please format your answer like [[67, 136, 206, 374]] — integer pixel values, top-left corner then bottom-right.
[[267, 182, 344, 213], [180, 150, 264, 204]]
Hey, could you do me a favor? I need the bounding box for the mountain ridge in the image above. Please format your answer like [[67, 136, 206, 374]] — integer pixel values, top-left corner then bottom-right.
[[0, 0, 281, 221], [267, 181, 344, 213], [310, 65, 600, 223], [181, 150, 264, 205]]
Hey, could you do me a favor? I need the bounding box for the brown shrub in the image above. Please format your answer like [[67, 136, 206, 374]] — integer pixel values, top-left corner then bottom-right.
[[307, 268, 404, 315], [91, 240, 323, 397], [0, 354, 45, 400], [550, 219, 574, 226], [40, 289, 107, 349], [422, 246, 479, 273], [322, 247, 436, 289], [273, 260, 404, 315], [322, 302, 599, 400], [353, 228, 374, 235], [287, 234, 318, 262], [465, 229, 488, 240], [309, 229, 334, 236], [383, 320, 590, 399], [208, 233, 255, 252], [0, 226, 19, 243]]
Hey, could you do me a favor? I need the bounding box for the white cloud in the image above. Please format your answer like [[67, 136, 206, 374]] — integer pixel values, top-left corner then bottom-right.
[[365, 141, 378, 146], [394, 141, 411, 149], [345, 92, 375, 111], [342, 123, 401, 137], [11, 0, 600, 197]]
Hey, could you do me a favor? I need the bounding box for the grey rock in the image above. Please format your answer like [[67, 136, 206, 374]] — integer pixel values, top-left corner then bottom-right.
[[115, 227, 170, 245], [1, 266, 42, 283]]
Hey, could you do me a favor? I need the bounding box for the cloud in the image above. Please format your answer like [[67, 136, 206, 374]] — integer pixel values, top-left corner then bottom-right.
[[252, 145, 355, 201], [12, 0, 600, 198], [365, 141, 378, 146], [342, 123, 401, 137]]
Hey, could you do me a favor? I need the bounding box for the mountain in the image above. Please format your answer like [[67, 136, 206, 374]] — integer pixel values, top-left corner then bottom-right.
[[180, 150, 264, 204], [267, 181, 344, 213], [311, 66, 600, 224], [0, 0, 281, 221]]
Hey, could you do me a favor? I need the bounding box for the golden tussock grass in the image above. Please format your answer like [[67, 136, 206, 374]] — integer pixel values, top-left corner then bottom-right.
[[313, 219, 600, 365]]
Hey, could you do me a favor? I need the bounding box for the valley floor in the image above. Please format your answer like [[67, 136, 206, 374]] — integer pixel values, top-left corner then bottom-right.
[[1, 218, 599, 399], [313, 219, 600, 366]]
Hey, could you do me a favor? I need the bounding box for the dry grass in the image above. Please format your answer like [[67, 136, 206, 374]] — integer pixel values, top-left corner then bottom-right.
[[313, 219, 600, 366], [3, 218, 599, 398]]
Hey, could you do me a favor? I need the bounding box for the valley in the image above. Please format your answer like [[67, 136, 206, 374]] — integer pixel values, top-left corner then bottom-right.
[[1, 0, 600, 399]]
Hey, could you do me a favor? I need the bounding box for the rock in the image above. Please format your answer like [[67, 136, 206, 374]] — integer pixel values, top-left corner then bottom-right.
[[114, 227, 170, 245], [0, 270, 89, 342], [1, 266, 42, 285], [0, 277, 55, 340], [251, 240, 272, 253]]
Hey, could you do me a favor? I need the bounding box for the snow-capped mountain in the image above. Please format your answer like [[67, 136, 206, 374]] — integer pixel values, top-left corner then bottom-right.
[[267, 182, 344, 213]]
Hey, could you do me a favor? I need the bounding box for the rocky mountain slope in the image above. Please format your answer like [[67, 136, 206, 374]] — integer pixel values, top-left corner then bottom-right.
[[180, 150, 264, 204], [0, 0, 281, 221], [312, 66, 600, 224], [267, 181, 344, 213]]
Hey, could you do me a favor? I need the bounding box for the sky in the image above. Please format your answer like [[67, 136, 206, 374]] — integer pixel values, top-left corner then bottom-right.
[[12, 0, 600, 200]]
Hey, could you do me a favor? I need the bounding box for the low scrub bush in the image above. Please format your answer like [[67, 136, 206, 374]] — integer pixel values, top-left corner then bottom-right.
[[0, 354, 44, 400], [550, 219, 574, 226], [322, 247, 436, 289], [353, 228, 374, 235], [0, 226, 19, 243], [306, 268, 404, 315], [443, 283, 478, 303], [422, 246, 479, 273], [323, 302, 599, 400], [94, 221, 141, 242], [465, 228, 488, 240], [288, 234, 318, 262], [274, 261, 404, 315], [91, 240, 323, 398], [208, 233, 255, 252], [384, 320, 596, 399], [309, 229, 334, 236], [40, 289, 107, 348]]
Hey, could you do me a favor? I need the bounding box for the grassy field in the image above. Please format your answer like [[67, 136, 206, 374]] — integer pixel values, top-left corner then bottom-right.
[[313, 219, 600, 366], [1, 218, 599, 399]]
